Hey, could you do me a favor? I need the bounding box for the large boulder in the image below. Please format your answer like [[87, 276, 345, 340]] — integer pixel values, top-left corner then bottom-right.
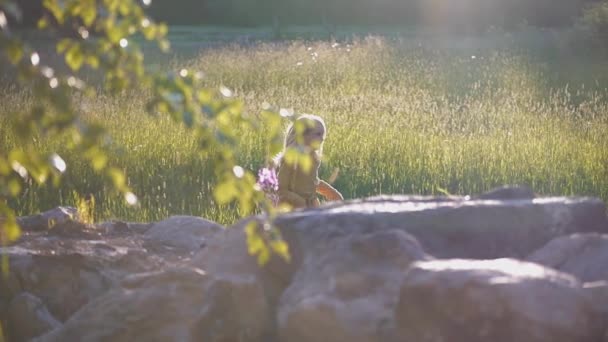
[[7, 292, 61, 341], [16, 207, 78, 232], [277, 230, 430, 342], [189, 218, 285, 342], [0, 219, 175, 328], [36, 262, 275, 342], [1, 244, 113, 322], [583, 281, 608, 342], [143, 215, 223, 254], [34, 267, 209, 342], [396, 258, 604, 342], [4, 192, 608, 342], [527, 233, 608, 282], [275, 195, 608, 260]]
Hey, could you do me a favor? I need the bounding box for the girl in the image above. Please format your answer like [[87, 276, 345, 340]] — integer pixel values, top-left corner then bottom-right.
[[275, 114, 343, 209]]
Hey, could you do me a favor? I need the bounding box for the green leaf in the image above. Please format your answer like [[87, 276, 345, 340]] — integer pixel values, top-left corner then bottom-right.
[[86, 55, 99, 69], [159, 39, 170, 52], [214, 179, 237, 205], [108, 167, 126, 189], [142, 25, 156, 40], [8, 178, 21, 196], [118, 2, 131, 16], [0, 203, 20, 243], [81, 4, 97, 27], [56, 39, 72, 53], [245, 221, 270, 265], [6, 40, 23, 64], [91, 152, 108, 171], [239, 194, 253, 216], [158, 23, 168, 37], [0, 158, 9, 175], [284, 148, 299, 166], [284, 148, 312, 173], [5, 218, 20, 241], [106, 25, 122, 44], [37, 17, 49, 29], [298, 153, 312, 173], [65, 45, 84, 71], [269, 141, 283, 158], [270, 240, 290, 261], [43, 0, 64, 24]]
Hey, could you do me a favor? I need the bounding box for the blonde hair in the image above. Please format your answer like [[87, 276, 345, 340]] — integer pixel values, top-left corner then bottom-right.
[[274, 114, 327, 166]]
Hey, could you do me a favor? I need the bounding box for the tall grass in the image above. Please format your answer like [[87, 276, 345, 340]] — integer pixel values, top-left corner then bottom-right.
[[2, 37, 607, 225]]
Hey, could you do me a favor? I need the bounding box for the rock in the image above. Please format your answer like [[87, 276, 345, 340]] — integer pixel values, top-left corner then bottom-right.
[[396, 258, 604, 342], [16, 207, 78, 232], [8, 292, 61, 341], [36, 264, 274, 342], [97, 221, 153, 235], [583, 281, 608, 315], [34, 267, 208, 342], [192, 273, 274, 342], [475, 185, 535, 200], [47, 220, 106, 239], [277, 230, 430, 342], [275, 195, 608, 260], [5, 252, 112, 321], [143, 215, 223, 253], [0, 224, 172, 321], [583, 281, 608, 341], [190, 218, 283, 342], [527, 233, 608, 282], [5, 195, 608, 341]]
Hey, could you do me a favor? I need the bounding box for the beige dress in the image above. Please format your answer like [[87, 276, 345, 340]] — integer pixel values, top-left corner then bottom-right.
[[277, 154, 342, 208]]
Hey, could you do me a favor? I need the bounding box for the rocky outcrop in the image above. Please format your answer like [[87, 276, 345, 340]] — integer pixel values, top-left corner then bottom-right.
[[34, 266, 208, 342], [396, 258, 603, 342], [143, 215, 223, 253], [2, 189, 608, 342], [275, 195, 608, 260], [16, 207, 78, 232], [190, 218, 290, 342], [8, 292, 61, 341], [527, 233, 608, 282], [0, 216, 224, 341], [277, 230, 430, 342]]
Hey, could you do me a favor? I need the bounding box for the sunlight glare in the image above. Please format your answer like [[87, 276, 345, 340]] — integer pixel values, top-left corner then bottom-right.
[[11, 161, 28, 179], [50, 154, 66, 173], [279, 108, 293, 117], [30, 52, 40, 66], [233, 166, 244, 178], [220, 86, 233, 97], [125, 192, 138, 206], [78, 27, 89, 39], [41, 67, 54, 78], [0, 12, 6, 29]]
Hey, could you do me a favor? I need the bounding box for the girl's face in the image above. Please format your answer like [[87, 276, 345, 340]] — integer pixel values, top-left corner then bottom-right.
[[303, 124, 325, 148]]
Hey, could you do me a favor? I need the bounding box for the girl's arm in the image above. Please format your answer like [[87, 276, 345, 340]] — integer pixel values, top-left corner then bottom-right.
[[317, 180, 344, 201], [277, 165, 307, 208]]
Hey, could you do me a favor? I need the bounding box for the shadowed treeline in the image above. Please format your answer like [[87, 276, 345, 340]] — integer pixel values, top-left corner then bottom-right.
[[6, 0, 601, 30]]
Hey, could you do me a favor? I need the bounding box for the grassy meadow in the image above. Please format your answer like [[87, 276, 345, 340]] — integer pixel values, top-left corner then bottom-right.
[[1, 29, 608, 225]]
